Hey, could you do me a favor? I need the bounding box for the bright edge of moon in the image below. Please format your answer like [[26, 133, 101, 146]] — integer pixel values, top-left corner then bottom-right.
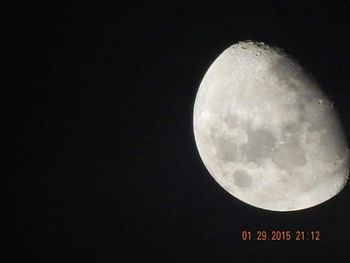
[[193, 41, 349, 212]]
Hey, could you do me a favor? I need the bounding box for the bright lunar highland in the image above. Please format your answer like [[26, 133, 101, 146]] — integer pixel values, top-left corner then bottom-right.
[[193, 41, 349, 211]]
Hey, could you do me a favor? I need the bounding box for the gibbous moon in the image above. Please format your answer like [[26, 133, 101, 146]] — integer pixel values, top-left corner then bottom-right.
[[193, 41, 349, 211]]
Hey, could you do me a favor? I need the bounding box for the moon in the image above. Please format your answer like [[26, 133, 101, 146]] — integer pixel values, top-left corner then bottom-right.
[[193, 41, 349, 211]]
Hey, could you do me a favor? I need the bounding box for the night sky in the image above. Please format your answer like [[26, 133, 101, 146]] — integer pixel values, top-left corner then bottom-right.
[[9, 1, 350, 262]]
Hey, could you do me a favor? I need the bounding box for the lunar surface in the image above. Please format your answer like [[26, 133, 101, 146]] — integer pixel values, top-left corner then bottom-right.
[[193, 41, 349, 211]]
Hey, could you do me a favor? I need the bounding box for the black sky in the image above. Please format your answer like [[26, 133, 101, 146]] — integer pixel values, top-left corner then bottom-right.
[[9, 1, 350, 262]]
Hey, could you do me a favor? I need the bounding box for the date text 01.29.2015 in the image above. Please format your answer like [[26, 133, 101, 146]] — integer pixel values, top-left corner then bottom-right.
[[241, 230, 320, 241]]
